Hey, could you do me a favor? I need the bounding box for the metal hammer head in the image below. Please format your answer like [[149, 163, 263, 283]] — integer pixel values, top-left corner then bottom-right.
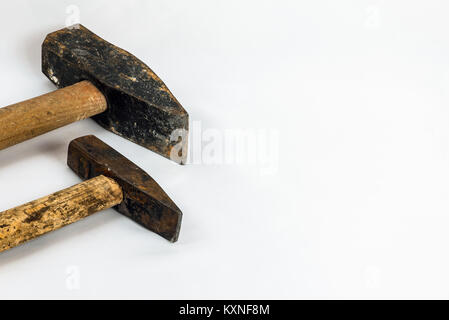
[[67, 135, 182, 242], [42, 24, 189, 164]]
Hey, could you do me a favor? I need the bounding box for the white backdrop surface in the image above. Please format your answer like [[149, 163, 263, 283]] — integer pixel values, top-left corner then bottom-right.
[[0, 0, 449, 299]]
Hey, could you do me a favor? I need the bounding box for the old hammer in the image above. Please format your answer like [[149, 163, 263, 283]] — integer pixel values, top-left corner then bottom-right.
[[0, 25, 188, 164], [0, 135, 182, 253]]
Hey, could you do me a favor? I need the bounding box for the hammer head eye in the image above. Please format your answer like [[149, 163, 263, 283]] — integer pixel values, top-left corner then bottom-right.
[[42, 24, 189, 164]]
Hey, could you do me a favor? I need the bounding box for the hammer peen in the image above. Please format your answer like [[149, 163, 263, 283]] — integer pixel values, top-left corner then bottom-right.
[[0, 135, 183, 253], [0, 24, 189, 164]]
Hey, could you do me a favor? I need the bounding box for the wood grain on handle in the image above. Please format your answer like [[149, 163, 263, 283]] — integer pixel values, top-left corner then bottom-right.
[[0, 81, 107, 150], [0, 175, 123, 253]]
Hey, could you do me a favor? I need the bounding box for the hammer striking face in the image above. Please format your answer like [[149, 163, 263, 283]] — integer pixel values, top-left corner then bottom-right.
[[0, 25, 188, 164], [0, 135, 182, 253]]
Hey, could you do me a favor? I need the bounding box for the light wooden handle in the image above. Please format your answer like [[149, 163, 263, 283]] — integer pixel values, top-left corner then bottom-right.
[[0, 175, 123, 253], [0, 81, 107, 150]]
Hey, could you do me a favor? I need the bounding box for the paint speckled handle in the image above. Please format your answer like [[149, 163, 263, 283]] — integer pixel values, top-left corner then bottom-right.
[[0, 175, 122, 253]]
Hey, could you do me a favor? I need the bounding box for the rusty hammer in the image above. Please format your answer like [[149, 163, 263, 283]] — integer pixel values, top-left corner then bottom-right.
[[0, 135, 182, 253], [0, 25, 188, 164]]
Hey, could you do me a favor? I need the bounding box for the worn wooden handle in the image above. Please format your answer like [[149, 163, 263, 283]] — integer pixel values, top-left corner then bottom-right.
[[0, 81, 107, 150], [0, 175, 123, 253]]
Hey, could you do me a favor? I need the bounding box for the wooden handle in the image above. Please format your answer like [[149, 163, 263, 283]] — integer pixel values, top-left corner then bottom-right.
[[0, 81, 107, 150], [0, 175, 122, 253]]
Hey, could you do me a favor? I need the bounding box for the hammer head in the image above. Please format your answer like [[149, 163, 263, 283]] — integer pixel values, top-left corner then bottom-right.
[[67, 135, 182, 242], [42, 25, 188, 164]]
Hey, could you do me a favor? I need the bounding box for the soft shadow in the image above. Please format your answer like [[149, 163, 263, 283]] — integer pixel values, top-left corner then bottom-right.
[[0, 138, 66, 171]]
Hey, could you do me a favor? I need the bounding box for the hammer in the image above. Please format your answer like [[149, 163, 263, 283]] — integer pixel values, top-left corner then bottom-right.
[[0, 135, 182, 253], [0, 24, 188, 164]]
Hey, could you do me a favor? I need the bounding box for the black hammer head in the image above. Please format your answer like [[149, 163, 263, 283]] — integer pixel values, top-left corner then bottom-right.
[[43, 24, 188, 164], [67, 135, 182, 242]]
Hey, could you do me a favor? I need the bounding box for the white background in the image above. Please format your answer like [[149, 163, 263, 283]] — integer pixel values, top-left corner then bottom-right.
[[0, 0, 449, 299]]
